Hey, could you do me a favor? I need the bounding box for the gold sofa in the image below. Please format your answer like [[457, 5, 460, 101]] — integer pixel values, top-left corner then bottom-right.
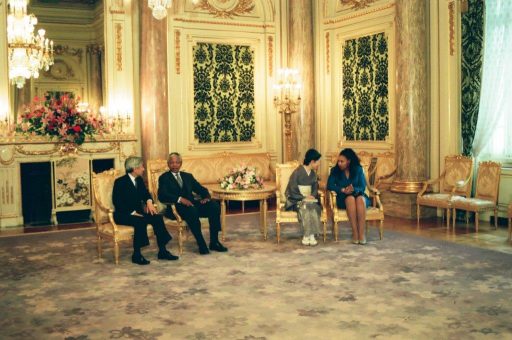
[[451, 161, 501, 232], [92, 169, 154, 264], [180, 151, 275, 191], [275, 162, 328, 244], [416, 155, 473, 228]]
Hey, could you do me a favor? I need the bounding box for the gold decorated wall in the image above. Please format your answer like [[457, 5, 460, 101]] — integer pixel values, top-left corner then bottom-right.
[[167, 0, 281, 161], [315, 0, 397, 178]]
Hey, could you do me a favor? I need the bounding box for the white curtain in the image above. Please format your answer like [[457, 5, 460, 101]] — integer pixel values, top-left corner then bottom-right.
[[471, 0, 512, 161]]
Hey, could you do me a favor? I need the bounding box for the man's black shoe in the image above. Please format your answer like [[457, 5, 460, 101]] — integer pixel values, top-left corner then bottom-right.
[[209, 241, 228, 252], [199, 247, 210, 255], [157, 250, 179, 261], [131, 254, 150, 265]]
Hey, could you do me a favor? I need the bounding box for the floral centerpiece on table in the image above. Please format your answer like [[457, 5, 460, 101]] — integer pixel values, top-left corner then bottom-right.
[[16, 94, 106, 145], [220, 165, 264, 190]]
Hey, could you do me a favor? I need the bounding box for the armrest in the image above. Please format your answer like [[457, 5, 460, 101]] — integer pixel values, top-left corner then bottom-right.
[[107, 210, 119, 233], [450, 174, 472, 195], [374, 193, 384, 212], [329, 190, 337, 211], [418, 170, 446, 197], [367, 184, 380, 196], [377, 168, 397, 181], [159, 201, 184, 223]]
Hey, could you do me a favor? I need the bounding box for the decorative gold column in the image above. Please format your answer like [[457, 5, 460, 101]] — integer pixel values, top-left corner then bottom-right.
[[288, 0, 315, 161], [140, 4, 169, 162], [391, 0, 429, 194]]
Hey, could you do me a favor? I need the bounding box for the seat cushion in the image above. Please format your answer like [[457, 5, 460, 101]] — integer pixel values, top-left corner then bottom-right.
[[98, 223, 154, 239], [417, 193, 453, 208], [452, 197, 496, 211], [276, 208, 299, 223]]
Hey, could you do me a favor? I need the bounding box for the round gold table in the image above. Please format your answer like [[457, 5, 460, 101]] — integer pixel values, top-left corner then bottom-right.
[[210, 185, 276, 241]]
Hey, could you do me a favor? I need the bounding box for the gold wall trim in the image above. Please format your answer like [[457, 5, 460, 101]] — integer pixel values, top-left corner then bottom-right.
[[15, 145, 60, 156], [76, 142, 119, 154], [268, 36, 273, 76], [115, 23, 123, 71], [323, 3, 395, 25], [326, 32, 330, 74], [340, 0, 378, 10], [173, 17, 274, 29], [175, 30, 181, 74], [448, 1, 455, 56], [194, 0, 255, 19], [0, 150, 15, 165]]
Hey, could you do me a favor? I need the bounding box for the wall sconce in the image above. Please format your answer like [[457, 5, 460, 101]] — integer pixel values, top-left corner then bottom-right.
[[273, 68, 301, 162], [148, 0, 173, 20]]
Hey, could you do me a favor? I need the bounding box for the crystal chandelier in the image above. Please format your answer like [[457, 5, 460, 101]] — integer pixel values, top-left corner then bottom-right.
[[7, 0, 54, 89], [148, 0, 173, 20]]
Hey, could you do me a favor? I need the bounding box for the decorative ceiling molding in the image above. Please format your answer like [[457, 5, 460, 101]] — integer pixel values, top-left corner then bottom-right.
[[194, 0, 255, 19], [340, 0, 377, 10], [324, 3, 394, 24]]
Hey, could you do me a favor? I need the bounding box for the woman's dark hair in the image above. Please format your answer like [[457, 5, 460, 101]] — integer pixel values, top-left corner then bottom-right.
[[303, 148, 322, 165], [334, 148, 361, 178]]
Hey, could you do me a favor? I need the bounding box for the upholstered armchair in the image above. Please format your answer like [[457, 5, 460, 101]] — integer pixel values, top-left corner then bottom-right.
[[92, 169, 154, 265], [146, 159, 209, 255], [275, 162, 328, 244], [417, 155, 473, 228], [451, 161, 501, 232], [328, 168, 384, 242], [374, 151, 397, 192]]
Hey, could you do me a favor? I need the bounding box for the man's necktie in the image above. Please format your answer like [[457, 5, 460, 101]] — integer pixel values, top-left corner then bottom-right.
[[176, 173, 183, 188]]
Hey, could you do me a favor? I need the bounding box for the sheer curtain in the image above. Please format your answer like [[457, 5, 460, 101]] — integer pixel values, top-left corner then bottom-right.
[[471, 0, 512, 162]]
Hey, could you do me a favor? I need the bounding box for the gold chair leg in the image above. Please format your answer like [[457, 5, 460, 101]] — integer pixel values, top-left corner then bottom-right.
[[179, 228, 184, 255], [452, 208, 456, 229], [475, 212, 479, 233], [416, 204, 420, 227], [379, 219, 383, 240], [508, 217, 511, 242], [276, 222, 281, 244], [465, 211, 469, 226], [494, 209, 498, 230], [334, 221, 339, 242], [323, 222, 326, 243], [446, 208, 451, 229], [114, 241, 120, 265], [97, 235, 102, 259]]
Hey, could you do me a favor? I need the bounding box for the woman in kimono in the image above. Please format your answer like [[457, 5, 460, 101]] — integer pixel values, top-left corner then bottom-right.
[[285, 149, 322, 246], [327, 148, 371, 245]]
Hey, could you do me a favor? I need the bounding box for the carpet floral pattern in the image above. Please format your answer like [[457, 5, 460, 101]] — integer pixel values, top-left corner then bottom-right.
[[1, 213, 511, 339]]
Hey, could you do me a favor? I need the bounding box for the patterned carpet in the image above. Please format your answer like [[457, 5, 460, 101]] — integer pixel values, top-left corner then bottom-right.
[[1, 213, 511, 340]]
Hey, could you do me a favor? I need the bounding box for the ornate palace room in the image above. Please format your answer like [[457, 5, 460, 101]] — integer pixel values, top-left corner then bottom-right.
[[0, 0, 511, 338]]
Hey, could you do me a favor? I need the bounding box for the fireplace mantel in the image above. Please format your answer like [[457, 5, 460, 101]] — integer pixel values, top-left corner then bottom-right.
[[0, 135, 138, 228]]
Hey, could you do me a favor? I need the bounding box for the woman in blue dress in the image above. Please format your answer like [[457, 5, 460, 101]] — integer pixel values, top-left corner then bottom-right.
[[327, 148, 371, 244]]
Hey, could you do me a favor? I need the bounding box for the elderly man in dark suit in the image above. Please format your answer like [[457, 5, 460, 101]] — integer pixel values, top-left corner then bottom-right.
[[158, 152, 228, 255], [112, 156, 178, 265]]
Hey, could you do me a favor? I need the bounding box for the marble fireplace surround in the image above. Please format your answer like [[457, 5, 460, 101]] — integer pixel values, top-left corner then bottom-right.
[[0, 135, 137, 228]]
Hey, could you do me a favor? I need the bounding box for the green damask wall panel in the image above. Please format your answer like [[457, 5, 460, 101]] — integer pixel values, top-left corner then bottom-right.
[[342, 32, 389, 141], [461, 0, 484, 156], [193, 43, 255, 143]]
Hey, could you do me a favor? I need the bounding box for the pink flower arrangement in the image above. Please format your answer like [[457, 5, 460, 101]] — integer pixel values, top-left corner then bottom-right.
[[220, 165, 264, 190], [16, 94, 107, 145]]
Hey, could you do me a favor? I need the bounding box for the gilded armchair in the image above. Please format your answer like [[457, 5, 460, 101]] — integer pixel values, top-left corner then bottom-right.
[[374, 151, 397, 192], [92, 169, 154, 265], [328, 167, 384, 242], [451, 161, 501, 232], [417, 155, 473, 228], [275, 162, 328, 244], [146, 159, 209, 255]]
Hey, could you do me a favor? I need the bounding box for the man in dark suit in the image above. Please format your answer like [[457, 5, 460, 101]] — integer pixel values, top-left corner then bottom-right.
[[112, 156, 178, 265], [158, 152, 228, 255]]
